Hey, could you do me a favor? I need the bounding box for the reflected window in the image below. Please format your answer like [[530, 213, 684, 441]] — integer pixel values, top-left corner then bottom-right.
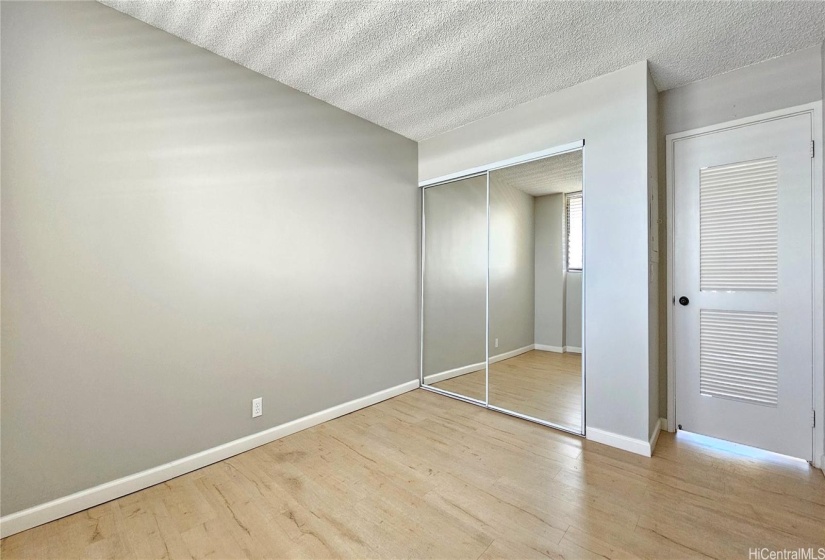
[[566, 192, 583, 271]]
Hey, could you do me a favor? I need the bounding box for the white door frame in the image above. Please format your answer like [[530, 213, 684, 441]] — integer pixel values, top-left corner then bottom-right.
[[666, 101, 824, 468]]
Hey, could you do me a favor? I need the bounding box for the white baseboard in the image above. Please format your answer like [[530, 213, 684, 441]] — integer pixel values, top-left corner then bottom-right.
[[586, 426, 655, 457], [0, 379, 419, 539], [425, 345, 545, 385], [425, 344, 547, 386], [534, 344, 581, 354], [648, 418, 665, 455], [534, 344, 563, 353], [489, 344, 535, 364], [586, 419, 665, 457], [423, 362, 485, 384]]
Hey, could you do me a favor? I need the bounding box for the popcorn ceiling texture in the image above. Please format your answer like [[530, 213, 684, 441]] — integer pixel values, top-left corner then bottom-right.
[[492, 151, 583, 198], [99, 1, 825, 141]]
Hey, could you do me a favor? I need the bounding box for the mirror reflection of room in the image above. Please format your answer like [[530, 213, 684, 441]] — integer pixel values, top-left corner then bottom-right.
[[422, 175, 487, 402], [488, 151, 584, 431]]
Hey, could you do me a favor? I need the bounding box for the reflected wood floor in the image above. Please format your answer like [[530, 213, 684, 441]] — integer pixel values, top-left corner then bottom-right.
[[3, 389, 825, 559], [432, 350, 582, 429]]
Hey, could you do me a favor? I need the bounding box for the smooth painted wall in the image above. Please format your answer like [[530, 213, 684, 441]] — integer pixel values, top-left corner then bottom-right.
[[1, 1, 418, 516], [565, 273, 583, 349], [647, 69, 660, 438], [534, 194, 565, 348], [657, 46, 824, 419], [533, 193, 582, 351], [422, 177, 487, 375], [489, 177, 536, 355], [421, 61, 653, 442]]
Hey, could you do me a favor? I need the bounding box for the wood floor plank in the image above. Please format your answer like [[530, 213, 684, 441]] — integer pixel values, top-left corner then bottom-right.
[[431, 350, 582, 429], [3, 389, 824, 559]]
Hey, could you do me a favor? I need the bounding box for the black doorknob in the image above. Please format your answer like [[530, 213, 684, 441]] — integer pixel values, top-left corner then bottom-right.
[[679, 296, 689, 306]]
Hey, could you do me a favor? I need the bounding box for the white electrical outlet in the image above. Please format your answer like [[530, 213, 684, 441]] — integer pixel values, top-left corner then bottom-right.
[[495, 338, 499, 348], [252, 397, 262, 418]]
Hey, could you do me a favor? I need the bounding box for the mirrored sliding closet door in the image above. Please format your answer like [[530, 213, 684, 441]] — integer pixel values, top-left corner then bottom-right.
[[420, 143, 584, 435], [421, 174, 488, 403], [488, 150, 584, 433]]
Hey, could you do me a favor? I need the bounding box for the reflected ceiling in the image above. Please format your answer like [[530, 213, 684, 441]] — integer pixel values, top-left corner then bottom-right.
[[492, 151, 582, 197]]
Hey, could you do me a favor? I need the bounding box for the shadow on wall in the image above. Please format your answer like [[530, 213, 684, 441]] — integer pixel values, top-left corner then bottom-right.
[[1, 1, 417, 516]]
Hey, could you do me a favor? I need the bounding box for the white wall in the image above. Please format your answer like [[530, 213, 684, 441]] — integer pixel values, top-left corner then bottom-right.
[[821, 40, 825, 466], [657, 46, 824, 419], [1, 1, 418, 516], [647, 69, 660, 437], [659, 46, 822, 136], [420, 61, 654, 442]]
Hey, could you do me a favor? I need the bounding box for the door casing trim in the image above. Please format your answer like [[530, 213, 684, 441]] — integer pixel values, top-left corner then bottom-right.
[[665, 101, 824, 468]]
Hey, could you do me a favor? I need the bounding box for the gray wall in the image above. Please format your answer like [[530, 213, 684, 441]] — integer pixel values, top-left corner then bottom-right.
[[533, 193, 582, 351], [422, 176, 487, 375], [534, 194, 565, 348], [657, 45, 824, 419], [565, 273, 583, 349], [489, 177, 535, 355], [420, 61, 653, 442], [822, 39, 825, 464], [1, 1, 418, 516]]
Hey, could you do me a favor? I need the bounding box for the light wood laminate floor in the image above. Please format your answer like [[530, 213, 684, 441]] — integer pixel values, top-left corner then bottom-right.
[[3, 389, 824, 559], [432, 350, 582, 429]]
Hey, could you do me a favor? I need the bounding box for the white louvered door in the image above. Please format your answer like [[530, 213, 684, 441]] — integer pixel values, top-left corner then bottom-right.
[[673, 113, 813, 460]]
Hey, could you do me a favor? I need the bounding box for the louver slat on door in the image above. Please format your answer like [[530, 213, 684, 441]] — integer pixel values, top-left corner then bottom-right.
[[700, 310, 779, 406], [700, 158, 778, 291]]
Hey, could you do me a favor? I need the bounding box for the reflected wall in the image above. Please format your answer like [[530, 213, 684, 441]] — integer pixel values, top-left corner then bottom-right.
[[422, 175, 487, 402]]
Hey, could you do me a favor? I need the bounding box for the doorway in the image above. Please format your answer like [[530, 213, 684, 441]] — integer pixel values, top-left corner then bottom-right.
[[667, 105, 823, 462]]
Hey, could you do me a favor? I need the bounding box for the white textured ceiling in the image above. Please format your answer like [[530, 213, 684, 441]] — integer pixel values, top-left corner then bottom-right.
[[99, 1, 825, 141], [492, 151, 582, 197]]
